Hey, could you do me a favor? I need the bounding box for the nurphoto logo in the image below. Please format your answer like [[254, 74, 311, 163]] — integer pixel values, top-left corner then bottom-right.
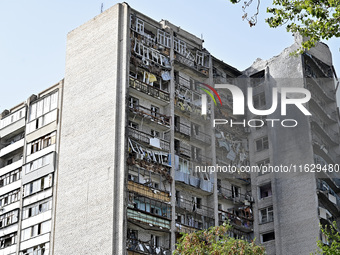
[[201, 84, 312, 128]]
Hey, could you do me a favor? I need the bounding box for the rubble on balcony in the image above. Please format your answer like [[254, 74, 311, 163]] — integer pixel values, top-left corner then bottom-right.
[[128, 103, 171, 127], [128, 127, 170, 151], [128, 180, 170, 203], [217, 186, 252, 205], [127, 236, 171, 255], [219, 206, 253, 232]]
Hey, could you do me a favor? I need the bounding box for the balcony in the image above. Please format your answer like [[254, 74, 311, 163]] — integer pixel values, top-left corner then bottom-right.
[[218, 186, 248, 204], [175, 143, 191, 158], [174, 52, 209, 77], [0, 138, 24, 158], [174, 171, 213, 193], [128, 128, 170, 152], [127, 181, 170, 202], [309, 91, 337, 123], [192, 154, 212, 166], [312, 134, 339, 164], [129, 104, 170, 128], [310, 116, 339, 146], [218, 209, 253, 232], [306, 78, 335, 102], [176, 197, 214, 218], [0, 108, 26, 138], [174, 122, 191, 137], [191, 130, 211, 145], [127, 209, 171, 229], [316, 179, 340, 216], [129, 77, 170, 104], [127, 237, 171, 255]]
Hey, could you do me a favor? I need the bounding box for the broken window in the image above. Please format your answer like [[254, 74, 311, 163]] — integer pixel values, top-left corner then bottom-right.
[[257, 159, 270, 175], [259, 183, 272, 199], [191, 123, 199, 136], [260, 206, 273, 223], [128, 97, 139, 109], [135, 18, 144, 34], [157, 29, 171, 48], [151, 130, 159, 138], [150, 105, 159, 117], [261, 231, 275, 243], [253, 92, 266, 108], [174, 37, 186, 55], [22, 198, 52, 220], [232, 185, 240, 198], [19, 243, 49, 255], [174, 140, 180, 154], [191, 146, 201, 161], [129, 121, 139, 129], [0, 232, 17, 249], [255, 136, 269, 151]]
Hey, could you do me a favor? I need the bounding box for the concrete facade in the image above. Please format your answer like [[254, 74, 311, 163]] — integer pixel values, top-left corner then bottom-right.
[[0, 3, 339, 255]]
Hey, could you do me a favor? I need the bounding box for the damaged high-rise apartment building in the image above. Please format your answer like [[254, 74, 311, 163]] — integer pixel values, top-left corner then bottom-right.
[[0, 2, 339, 255]]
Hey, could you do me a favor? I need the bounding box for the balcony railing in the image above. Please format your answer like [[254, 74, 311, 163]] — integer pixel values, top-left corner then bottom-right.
[[192, 131, 211, 145], [127, 209, 171, 229], [129, 77, 170, 102], [129, 104, 171, 126], [306, 77, 335, 102], [174, 53, 209, 76], [127, 237, 171, 255], [176, 197, 214, 218], [317, 179, 340, 211], [128, 127, 170, 151], [218, 209, 253, 231], [128, 181, 170, 202], [218, 186, 247, 203], [310, 91, 337, 122], [174, 123, 191, 136], [192, 154, 212, 165], [310, 116, 339, 145], [175, 143, 191, 158]]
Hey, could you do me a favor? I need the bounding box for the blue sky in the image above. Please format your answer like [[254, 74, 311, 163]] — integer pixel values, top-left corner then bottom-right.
[[0, 0, 339, 111]]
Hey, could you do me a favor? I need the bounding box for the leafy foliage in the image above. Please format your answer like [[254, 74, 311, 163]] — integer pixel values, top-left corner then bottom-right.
[[313, 222, 340, 255], [173, 223, 265, 255], [229, 0, 340, 52]]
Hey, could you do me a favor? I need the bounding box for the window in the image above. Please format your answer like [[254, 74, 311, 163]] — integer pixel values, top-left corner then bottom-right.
[[260, 206, 273, 223], [196, 197, 202, 209], [21, 221, 51, 241], [27, 132, 56, 156], [151, 235, 160, 247], [191, 123, 199, 136], [253, 92, 266, 108], [28, 91, 58, 122], [22, 198, 52, 220], [255, 136, 269, 151], [0, 232, 17, 249], [232, 185, 240, 198], [0, 210, 19, 229], [0, 189, 20, 207], [23, 174, 53, 197], [150, 105, 159, 117], [191, 146, 201, 161], [129, 97, 139, 108], [174, 37, 187, 55], [0, 108, 25, 129], [257, 159, 270, 175], [174, 140, 180, 154], [261, 231, 275, 243], [0, 168, 21, 188], [157, 29, 171, 48], [259, 183, 272, 199], [135, 18, 144, 34], [19, 242, 49, 255], [174, 116, 180, 131], [24, 153, 53, 175]]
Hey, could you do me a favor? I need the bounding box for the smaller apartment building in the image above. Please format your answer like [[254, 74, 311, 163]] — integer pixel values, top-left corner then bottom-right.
[[0, 81, 63, 255]]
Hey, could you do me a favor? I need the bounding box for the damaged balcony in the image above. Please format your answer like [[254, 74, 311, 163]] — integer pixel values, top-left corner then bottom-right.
[[174, 142, 191, 158], [127, 237, 171, 255], [128, 104, 171, 128], [173, 37, 210, 77], [175, 198, 214, 233], [309, 91, 337, 123], [174, 122, 191, 137], [316, 179, 340, 216], [306, 78, 335, 103], [312, 134, 339, 164], [310, 116, 339, 146], [191, 130, 211, 145], [127, 192, 171, 230], [128, 127, 170, 152], [218, 207, 253, 232], [218, 186, 249, 204], [128, 181, 170, 203], [129, 77, 170, 105]]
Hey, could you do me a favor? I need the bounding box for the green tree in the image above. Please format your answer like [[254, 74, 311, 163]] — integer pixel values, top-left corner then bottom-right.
[[173, 223, 265, 255], [229, 0, 340, 53], [313, 222, 340, 255]]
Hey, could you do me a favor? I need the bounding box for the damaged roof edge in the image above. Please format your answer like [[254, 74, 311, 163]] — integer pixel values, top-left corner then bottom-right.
[[212, 56, 242, 77]]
